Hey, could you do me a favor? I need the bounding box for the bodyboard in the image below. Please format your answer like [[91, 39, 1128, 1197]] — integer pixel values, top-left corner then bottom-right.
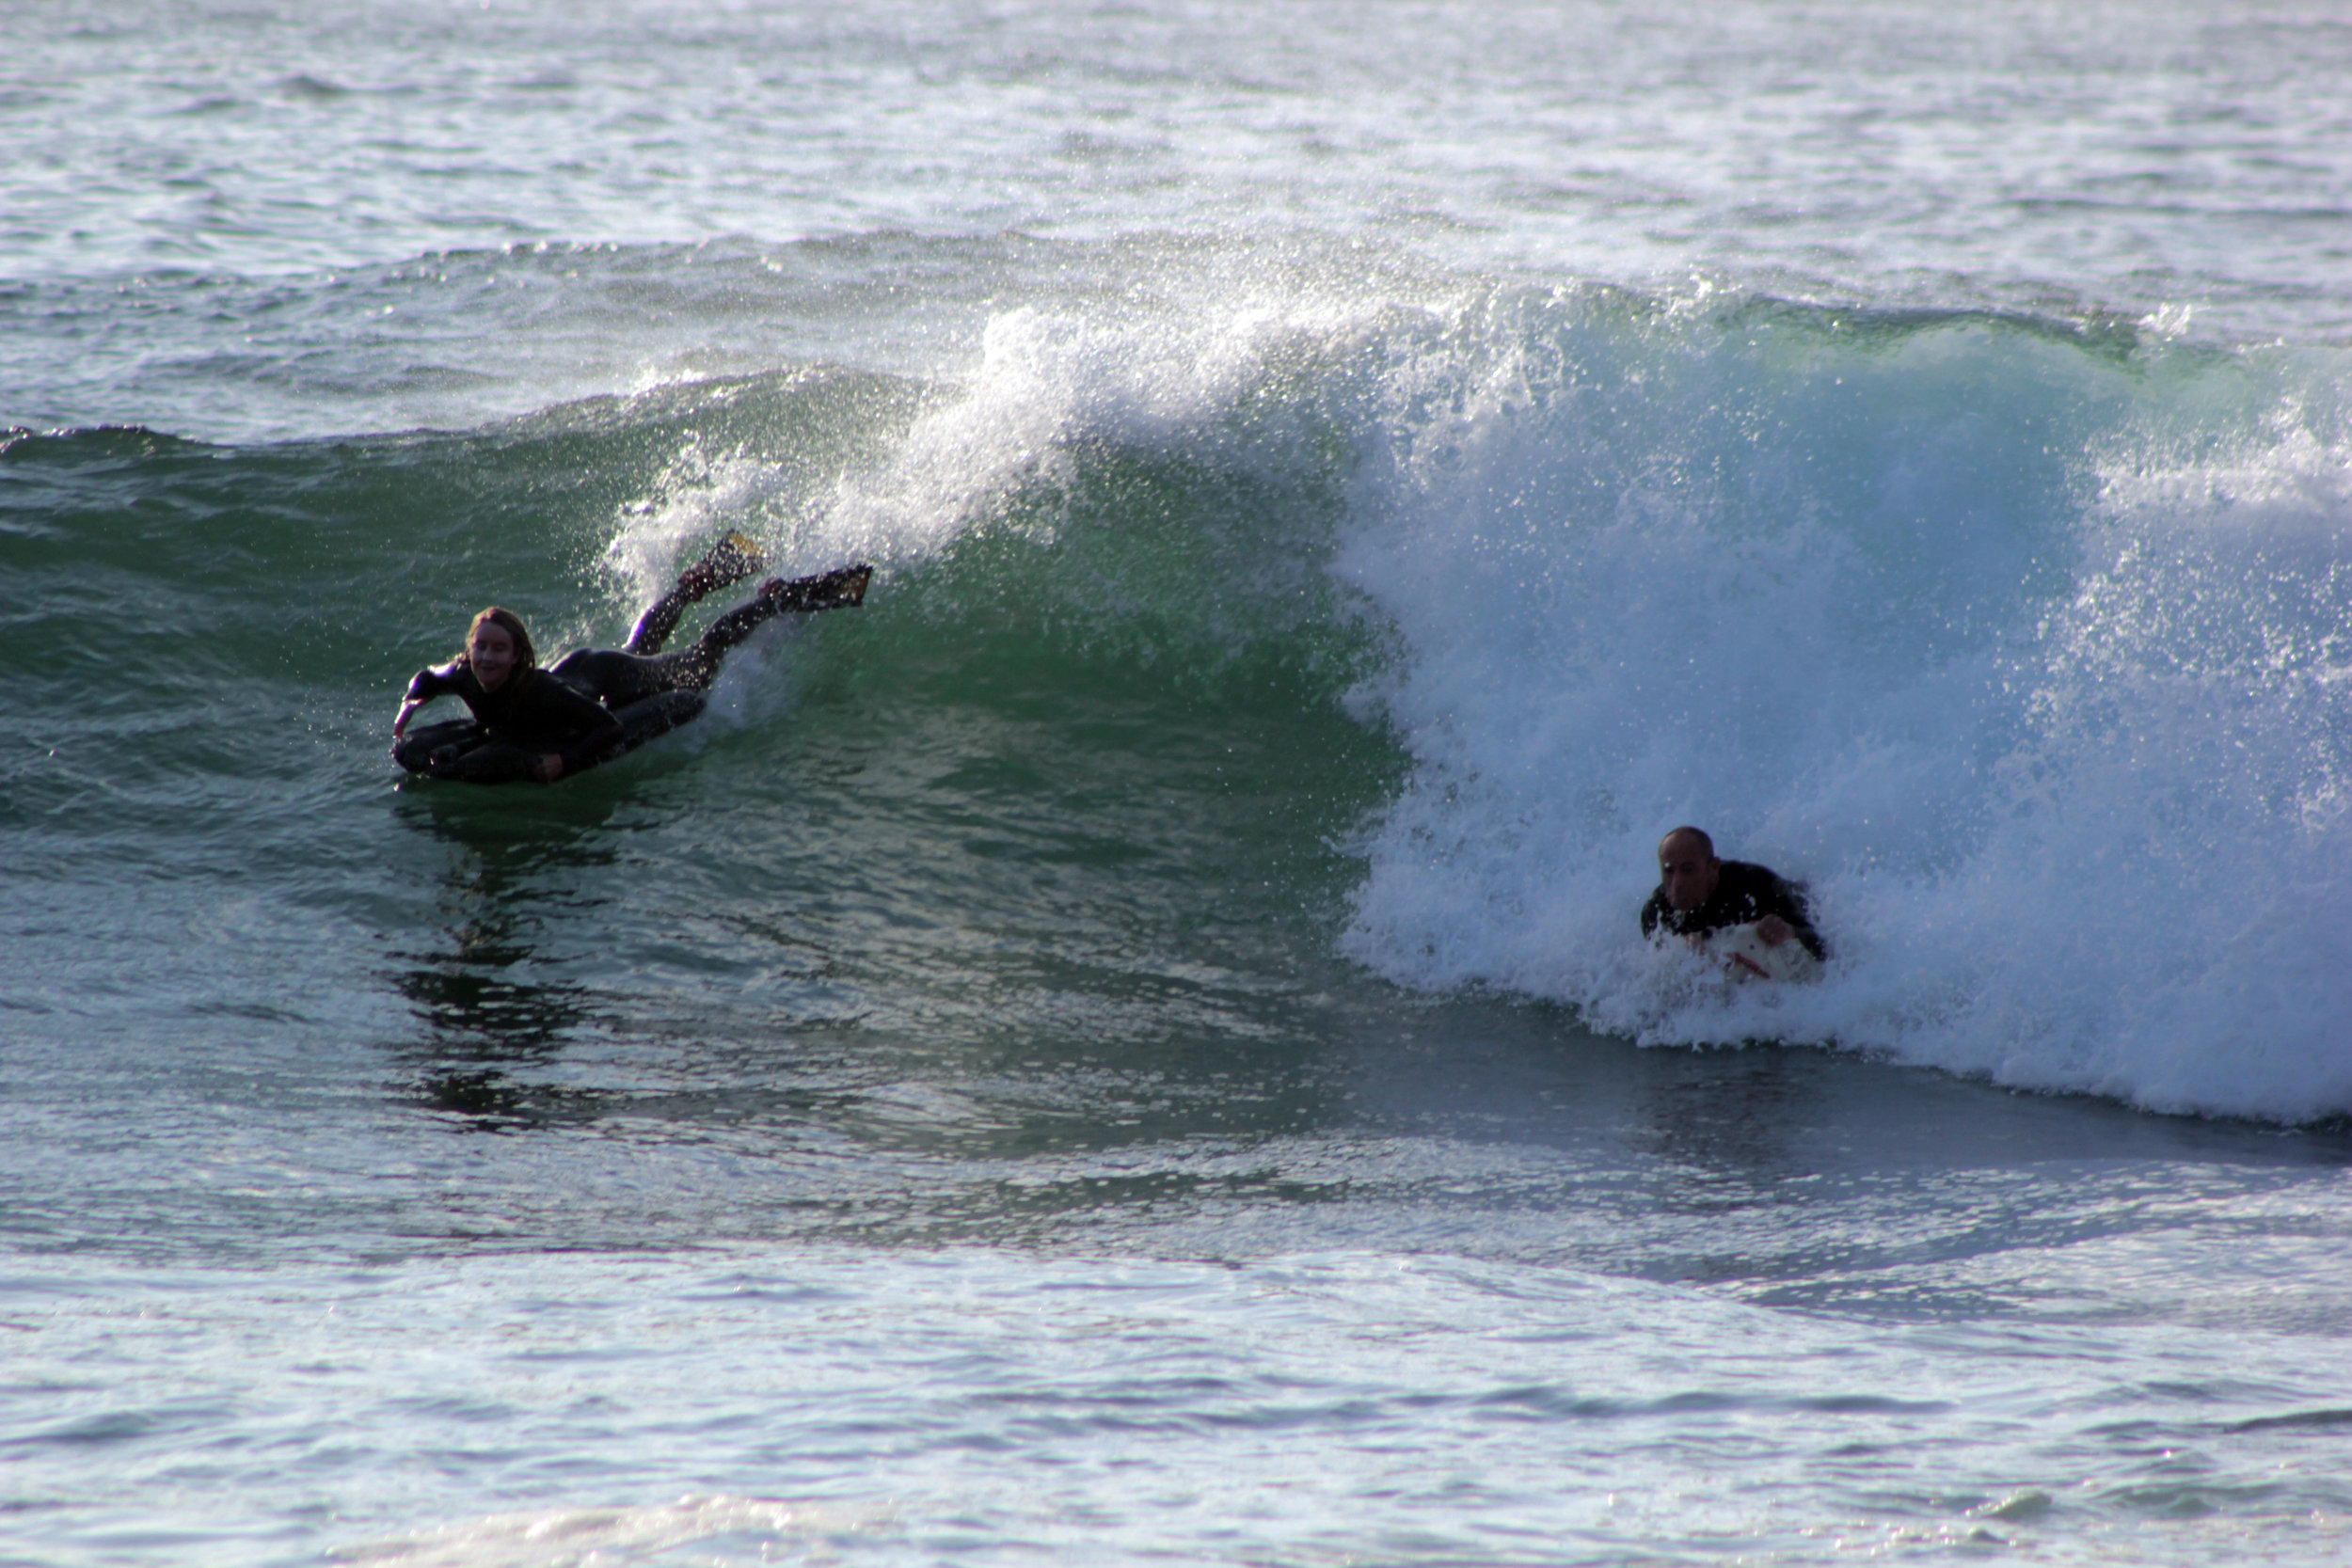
[[1706, 921, 1821, 984], [392, 688, 706, 784]]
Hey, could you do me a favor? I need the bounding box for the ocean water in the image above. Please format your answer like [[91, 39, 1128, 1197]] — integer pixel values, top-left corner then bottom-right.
[[7, 2, 2352, 1564]]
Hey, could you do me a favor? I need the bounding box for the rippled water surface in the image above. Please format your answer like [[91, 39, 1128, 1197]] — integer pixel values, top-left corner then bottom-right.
[[7, 3, 2352, 1564]]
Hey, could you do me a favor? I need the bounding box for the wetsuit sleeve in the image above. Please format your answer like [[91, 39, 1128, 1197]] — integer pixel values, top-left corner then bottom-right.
[[405, 661, 462, 704], [1639, 889, 1669, 939], [1688, 863, 1830, 960]]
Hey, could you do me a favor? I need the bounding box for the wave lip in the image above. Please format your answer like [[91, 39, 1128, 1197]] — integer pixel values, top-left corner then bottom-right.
[[12, 254, 2352, 1124]]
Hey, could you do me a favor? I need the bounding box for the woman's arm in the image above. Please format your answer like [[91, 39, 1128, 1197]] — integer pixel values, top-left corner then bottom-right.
[[392, 663, 460, 742]]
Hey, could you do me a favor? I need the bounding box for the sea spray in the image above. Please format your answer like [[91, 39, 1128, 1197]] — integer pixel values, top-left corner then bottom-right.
[[1335, 287, 2352, 1121], [551, 280, 2352, 1122], [14, 270, 2350, 1123]]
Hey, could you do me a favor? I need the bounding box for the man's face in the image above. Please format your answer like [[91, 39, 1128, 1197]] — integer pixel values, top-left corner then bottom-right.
[[1658, 835, 1721, 912]]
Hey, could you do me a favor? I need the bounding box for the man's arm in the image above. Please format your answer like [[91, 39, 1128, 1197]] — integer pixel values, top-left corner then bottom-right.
[[1756, 874, 1826, 960]]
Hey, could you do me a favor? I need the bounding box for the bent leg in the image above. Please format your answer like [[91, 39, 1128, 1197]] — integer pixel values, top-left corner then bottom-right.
[[662, 564, 875, 689], [587, 563, 872, 705], [623, 588, 696, 657], [625, 531, 771, 654]]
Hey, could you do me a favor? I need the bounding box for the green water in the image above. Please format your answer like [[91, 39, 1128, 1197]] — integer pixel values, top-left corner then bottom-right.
[[12, 5, 2352, 1558], [1, 378, 1407, 1153]]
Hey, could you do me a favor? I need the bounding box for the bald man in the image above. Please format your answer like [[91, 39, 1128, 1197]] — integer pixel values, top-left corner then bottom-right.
[[1639, 826, 1827, 962]]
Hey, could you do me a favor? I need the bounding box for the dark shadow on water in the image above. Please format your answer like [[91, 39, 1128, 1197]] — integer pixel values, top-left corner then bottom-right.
[[1321, 987, 2352, 1311], [1348, 991, 2352, 1181], [382, 781, 637, 1129]]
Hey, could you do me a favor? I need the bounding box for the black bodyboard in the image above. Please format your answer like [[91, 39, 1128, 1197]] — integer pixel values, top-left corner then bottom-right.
[[392, 689, 707, 784]]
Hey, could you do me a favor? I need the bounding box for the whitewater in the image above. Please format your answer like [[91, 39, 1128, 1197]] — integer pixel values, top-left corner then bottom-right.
[[6, 2, 2352, 1565]]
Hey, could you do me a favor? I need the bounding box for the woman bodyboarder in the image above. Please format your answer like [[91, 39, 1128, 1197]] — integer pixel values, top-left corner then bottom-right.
[[392, 533, 869, 784]]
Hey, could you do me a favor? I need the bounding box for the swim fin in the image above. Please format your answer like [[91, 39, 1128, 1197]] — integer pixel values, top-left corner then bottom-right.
[[679, 530, 770, 595], [757, 563, 873, 612]]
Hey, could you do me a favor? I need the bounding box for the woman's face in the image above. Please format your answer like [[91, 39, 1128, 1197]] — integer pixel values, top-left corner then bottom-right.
[[469, 620, 519, 691]]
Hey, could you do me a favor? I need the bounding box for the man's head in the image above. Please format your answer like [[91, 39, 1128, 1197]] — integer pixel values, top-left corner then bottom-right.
[[1656, 826, 1720, 911]]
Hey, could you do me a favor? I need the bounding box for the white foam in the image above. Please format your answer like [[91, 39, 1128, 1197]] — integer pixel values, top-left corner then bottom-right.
[[333, 1495, 842, 1568], [1337, 305, 2352, 1121], [596, 281, 1395, 673], [601, 439, 801, 613], [818, 299, 1358, 559]]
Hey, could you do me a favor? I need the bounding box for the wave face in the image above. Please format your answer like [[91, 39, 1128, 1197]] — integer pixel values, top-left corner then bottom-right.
[[8, 252, 2352, 1124], [1332, 287, 2352, 1121], [0, 297, 1406, 1131]]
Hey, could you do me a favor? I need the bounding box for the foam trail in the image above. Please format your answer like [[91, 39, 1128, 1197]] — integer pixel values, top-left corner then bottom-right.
[[333, 1496, 839, 1567], [1336, 290, 2352, 1122]]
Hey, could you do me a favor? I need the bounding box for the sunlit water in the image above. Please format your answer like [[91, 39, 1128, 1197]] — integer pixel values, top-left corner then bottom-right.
[[6, 3, 2352, 1564]]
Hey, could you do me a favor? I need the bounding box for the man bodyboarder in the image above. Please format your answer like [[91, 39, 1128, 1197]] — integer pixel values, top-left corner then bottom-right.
[[1639, 825, 1827, 966]]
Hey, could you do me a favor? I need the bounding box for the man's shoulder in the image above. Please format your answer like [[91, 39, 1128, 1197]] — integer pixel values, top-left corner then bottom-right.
[[1716, 860, 1810, 917], [1717, 860, 1816, 926]]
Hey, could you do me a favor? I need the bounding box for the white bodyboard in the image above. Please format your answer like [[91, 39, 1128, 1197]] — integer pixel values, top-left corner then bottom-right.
[[1649, 920, 1821, 990], [1705, 921, 1820, 984]]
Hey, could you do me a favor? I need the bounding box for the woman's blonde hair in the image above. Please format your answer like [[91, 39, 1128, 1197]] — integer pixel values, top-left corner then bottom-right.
[[465, 606, 536, 670]]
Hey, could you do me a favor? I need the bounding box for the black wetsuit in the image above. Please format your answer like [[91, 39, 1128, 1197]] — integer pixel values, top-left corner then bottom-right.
[[1640, 860, 1828, 961], [392, 563, 869, 784], [393, 660, 630, 783]]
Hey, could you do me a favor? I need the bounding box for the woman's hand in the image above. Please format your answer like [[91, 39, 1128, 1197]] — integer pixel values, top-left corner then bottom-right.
[[534, 752, 565, 783], [392, 697, 421, 738]]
